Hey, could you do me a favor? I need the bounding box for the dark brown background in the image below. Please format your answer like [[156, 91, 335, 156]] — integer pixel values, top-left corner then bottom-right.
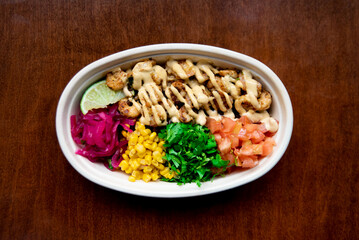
[[1, 0, 358, 239]]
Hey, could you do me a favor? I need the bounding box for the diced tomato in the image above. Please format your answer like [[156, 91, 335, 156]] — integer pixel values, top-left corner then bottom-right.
[[233, 154, 258, 168], [240, 154, 258, 161], [232, 122, 242, 134], [264, 137, 276, 146], [261, 137, 276, 156], [237, 128, 249, 141], [262, 142, 273, 157], [238, 116, 253, 125], [214, 133, 222, 142], [251, 144, 263, 155], [242, 159, 258, 168], [242, 140, 252, 146], [209, 115, 277, 169], [233, 148, 241, 157], [218, 137, 231, 154], [257, 123, 268, 133], [220, 152, 236, 165], [250, 130, 265, 144], [222, 117, 237, 133], [219, 131, 229, 139], [239, 145, 254, 156], [238, 144, 263, 156], [229, 134, 240, 148], [244, 124, 258, 133], [206, 118, 222, 133], [232, 150, 243, 166]]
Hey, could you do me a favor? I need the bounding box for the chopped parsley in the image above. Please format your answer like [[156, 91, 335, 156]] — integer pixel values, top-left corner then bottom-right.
[[107, 159, 113, 170], [158, 123, 229, 187]]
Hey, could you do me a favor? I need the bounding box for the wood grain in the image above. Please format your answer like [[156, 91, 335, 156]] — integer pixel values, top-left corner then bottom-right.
[[0, 0, 358, 239]]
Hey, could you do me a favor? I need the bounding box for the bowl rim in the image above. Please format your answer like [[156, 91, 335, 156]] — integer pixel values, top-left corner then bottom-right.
[[56, 43, 293, 198]]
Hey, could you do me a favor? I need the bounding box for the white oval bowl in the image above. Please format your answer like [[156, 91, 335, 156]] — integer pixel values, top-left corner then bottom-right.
[[56, 43, 293, 198]]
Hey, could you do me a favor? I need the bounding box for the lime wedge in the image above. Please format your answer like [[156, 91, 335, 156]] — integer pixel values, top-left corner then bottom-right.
[[80, 80, 126, 114]]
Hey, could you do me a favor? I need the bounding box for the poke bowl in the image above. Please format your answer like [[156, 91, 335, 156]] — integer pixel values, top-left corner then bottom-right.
[[56, 43, 293, 198]]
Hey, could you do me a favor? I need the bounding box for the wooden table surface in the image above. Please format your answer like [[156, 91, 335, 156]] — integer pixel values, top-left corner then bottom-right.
[[1, 0, 358, 239]]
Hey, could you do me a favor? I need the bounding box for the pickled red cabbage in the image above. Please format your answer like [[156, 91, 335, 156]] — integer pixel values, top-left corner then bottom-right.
[[70, 103, 135, 169]]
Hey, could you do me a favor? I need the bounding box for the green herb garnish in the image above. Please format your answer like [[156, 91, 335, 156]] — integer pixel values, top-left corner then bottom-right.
[[107, 159, 113, 170], [158, 123, 229, 187]]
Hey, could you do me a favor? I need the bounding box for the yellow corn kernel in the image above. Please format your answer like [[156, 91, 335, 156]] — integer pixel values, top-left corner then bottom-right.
[[152, 151, 161, 159], [145, 150, 152, 156], [121, 130, 127, 137], [151, 142, 158, 151], [129, 134, 138, 146], [144, 142, 152, 149], [160, 167, 170, 176], [154, 136, 159, 142], [151, 160, 159, 167], [128, 176, 136, 182], [149, 132, 157, 141], [138, 124, 145, 131], [144, 155, 152, 165], [132, 170, 143, 180], [122, 154, 129, 160], [139, 158, 146, 165], [154, 147, 163, 153], [157, 157, 164, 163], [138, 136, 144, 143], [164, 173, 174, 179], [125, 166, 133, 174], [142, 173, 152, 183], [169, 171, 176, 179], [157, 164, 165, 170], [138, 152, 146, 159], [125, 150, 130, 155], [119, 160, 129, 171], [143, 166, 153, 173], [139, 129, 147, 136], [151, 173, 159, 181], [145, 129, 151, 135], [130, 160, 140, 170], [158, 141, 165, 147], [129, 149, 137, 158], [135, 144, 146, 154], [162, 152, 166, 156], [128, 145, 134, 151]]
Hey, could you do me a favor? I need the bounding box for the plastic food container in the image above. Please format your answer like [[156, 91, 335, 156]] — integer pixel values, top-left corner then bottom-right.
[[56, 43, 293, 198]]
